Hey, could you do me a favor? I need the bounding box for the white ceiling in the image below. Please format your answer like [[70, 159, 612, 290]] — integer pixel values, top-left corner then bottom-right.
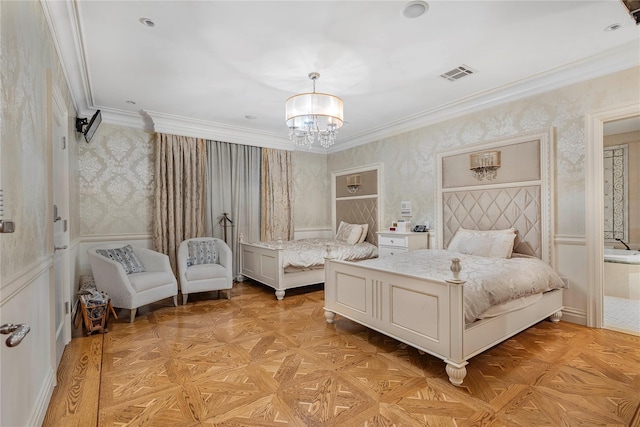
[[43, 1, 640, 152]]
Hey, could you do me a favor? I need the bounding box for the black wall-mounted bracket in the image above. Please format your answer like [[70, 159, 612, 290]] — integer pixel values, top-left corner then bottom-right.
[[75, 117, 88, 133]]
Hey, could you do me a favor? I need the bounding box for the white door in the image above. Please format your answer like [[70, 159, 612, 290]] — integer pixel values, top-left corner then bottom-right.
[[0, 74, 64, 425], [52, 87, 71, 366]]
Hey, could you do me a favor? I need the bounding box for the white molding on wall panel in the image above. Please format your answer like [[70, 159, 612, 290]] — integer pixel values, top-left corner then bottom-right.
[[554, 235, 586, 246], [294, 228, 333, 240], [80, 234, 153, 243], [0, 257, 52, 306]]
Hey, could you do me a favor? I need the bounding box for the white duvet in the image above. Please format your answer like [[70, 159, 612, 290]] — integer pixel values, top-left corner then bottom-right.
[[356, 249, 565, 323], [251, 238, 378, 269]]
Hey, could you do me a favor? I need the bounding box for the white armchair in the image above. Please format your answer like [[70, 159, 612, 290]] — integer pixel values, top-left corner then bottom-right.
[[88, 244, 178, 322], [178, 237, 233, 304]]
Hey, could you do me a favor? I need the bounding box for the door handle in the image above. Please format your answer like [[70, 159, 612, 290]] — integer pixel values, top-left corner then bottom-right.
[[0, 323, 31, 347], [54, 245, 68, 252]]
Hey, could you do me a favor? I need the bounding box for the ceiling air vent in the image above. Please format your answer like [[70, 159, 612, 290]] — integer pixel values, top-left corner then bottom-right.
[[440, 65, 476, 82]]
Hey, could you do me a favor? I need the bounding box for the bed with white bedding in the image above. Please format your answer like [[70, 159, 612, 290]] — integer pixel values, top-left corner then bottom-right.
[[324, 130, 564, 386], [239, 235, 377, 299], [355, 249, 564, 324], [240, 164, 383, 300]]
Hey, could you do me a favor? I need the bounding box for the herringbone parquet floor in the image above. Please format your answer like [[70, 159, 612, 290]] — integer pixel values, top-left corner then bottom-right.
[[44, 280, 640, 426]]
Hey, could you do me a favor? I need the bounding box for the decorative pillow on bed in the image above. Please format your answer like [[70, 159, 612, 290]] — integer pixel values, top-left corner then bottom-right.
[[447, 228, 516, 258], [336, 221, 364, 245], [512, 231, 537, 257], [187, 240, 219, 266], [96, 245, 146, 274], [357, 224, 369, 243]]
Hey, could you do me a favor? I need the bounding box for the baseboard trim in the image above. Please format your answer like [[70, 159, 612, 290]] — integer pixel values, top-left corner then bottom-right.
[[29, 367, 56, 427], [561, 306, 587, 326]]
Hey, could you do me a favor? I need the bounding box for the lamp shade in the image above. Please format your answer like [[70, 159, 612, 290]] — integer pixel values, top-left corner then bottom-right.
[[285, 92, 344, 130]]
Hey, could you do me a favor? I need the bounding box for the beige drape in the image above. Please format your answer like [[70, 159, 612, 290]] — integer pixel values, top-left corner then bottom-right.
[[261, 148, 294, 241], [153, 133, 206, 272]]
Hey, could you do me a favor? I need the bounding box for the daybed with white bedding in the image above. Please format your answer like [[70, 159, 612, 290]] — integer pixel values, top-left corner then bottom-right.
[[324, 130, 564, 386], [239, 233, 377, 300], [240, 164, 383, 300]]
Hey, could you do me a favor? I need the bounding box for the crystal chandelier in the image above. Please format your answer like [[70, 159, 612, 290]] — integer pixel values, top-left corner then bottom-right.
[[285, 72, 344, 149]]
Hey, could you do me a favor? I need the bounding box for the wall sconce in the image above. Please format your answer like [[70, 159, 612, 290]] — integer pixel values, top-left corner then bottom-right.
[[470, 150, 501, 181], [346, 174, 362, 194]]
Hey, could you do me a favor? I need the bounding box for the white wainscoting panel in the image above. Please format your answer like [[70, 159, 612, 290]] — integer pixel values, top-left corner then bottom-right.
[[294, 228, 333, 240], [0, 260, 56, 427], [554, 235, 588, 325]]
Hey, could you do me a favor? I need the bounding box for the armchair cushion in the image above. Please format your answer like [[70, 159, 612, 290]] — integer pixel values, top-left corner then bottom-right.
[[96, 245, 146, 274], [128, 271, 177, 292], [185, 263, 228, 281], [187, 240, 218, 266]]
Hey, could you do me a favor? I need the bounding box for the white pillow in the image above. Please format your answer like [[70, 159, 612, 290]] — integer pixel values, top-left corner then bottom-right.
[[447, 228, 516, 259], [357, 224, 369, 243], [336, 221, 364, 245]]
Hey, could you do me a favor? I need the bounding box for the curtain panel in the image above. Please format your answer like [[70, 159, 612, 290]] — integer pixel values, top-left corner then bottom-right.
[[205, 140, 261, 278], [261, 148, 294, 241], [153, 133, 206, 273]]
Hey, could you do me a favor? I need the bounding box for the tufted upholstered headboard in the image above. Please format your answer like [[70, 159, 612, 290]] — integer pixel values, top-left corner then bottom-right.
[[332, 164, 383, 247], [436, 130, 554, 265]]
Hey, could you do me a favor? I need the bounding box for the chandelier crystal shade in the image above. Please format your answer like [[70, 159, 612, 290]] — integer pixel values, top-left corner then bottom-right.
[[286, 72, 344, 149]]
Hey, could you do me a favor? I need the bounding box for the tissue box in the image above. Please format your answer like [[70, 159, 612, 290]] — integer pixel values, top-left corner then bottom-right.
[[394, 221, 411, 233]]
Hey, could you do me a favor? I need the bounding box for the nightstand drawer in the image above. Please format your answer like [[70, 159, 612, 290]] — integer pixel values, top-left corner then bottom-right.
[[378, 235, 408, 247], [378, 246, 408, 257]]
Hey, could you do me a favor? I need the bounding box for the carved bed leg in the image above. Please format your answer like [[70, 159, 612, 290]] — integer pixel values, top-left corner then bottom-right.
[[324, 310, 336, 324], [549, 310, 563, 323], [275, 290, 285, 300], [445, 360, 468, 387]]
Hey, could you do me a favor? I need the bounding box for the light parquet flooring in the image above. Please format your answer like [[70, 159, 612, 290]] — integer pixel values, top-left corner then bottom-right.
[[44, 280, 640, 427]]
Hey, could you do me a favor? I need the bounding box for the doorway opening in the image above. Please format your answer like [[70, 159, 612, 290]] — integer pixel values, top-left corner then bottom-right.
[[586, 103, 640, 335]]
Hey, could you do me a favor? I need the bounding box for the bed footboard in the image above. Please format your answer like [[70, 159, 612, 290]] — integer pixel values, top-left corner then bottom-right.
[[239, 239, 286, 299], [323, 258, 466, 377], [323, 258, 563, 387], [239, 237, 325, 300]]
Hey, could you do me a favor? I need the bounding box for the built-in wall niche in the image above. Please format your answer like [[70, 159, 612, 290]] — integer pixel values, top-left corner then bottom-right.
[[603, 144, 628, 243]]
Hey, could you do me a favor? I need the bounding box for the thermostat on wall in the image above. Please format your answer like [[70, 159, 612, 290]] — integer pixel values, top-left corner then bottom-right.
[[401, 201, 411, 217]]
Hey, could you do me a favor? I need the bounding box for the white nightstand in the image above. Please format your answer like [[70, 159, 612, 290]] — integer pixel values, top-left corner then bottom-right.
[[377, 231, 429, 257]]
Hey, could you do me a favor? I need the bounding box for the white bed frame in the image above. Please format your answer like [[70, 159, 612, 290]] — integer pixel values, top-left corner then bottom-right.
[[324, 258, 563, 386], [239, 163, 383, 300], [324, 130, 564, 386], [238, 236, 325, 300]]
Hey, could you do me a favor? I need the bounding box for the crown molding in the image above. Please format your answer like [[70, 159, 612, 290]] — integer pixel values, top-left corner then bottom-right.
[[327, 39, 640, 153], [42, 0, 639, 155], [147, 111, 294, 151], [41, 0, 91, 114]]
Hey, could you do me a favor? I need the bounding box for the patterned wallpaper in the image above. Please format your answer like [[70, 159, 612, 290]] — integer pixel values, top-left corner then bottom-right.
[[0, 1, 76, 281], [78, 123, 155, 236], [327, 67, 640, 237], [292, 151, 330, 228], [74, 69, 639, 240]]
